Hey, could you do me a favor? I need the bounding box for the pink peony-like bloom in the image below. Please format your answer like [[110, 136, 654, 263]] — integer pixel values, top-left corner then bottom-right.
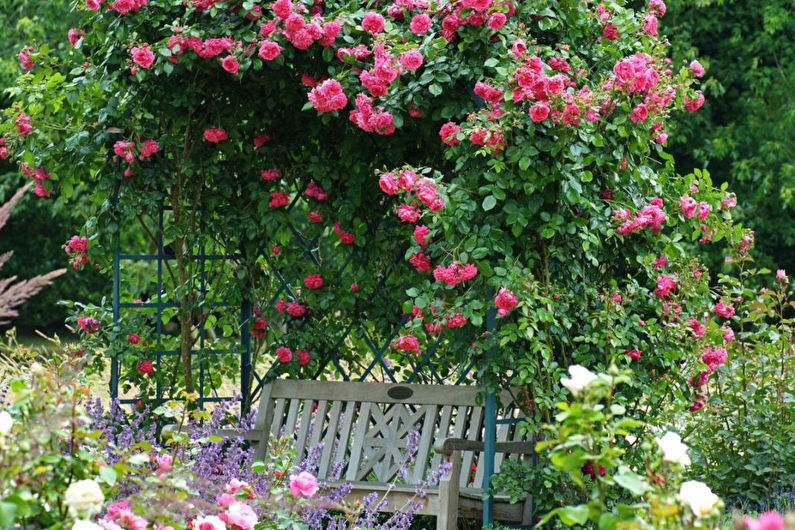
[[776, 269, 788, 282], [410, 14, 431, 34], [304, 273, 324, 289], [308, 79, 348, 112], [276, 346, 293, 363], [270, 0, 292, 19], [86, 0, 101, 9], [137, 360, 154, 374], [409, 251, 432, 272], [744, 511, 785, 530], [722, 326, 734, 344], [689, 60, 704, 77], [494, 288, 518, 316], [714, 300, 735, 318], [439, 122, 461, 145], [362, 12, 385, 33], [204, 128, 228, 143], [131, 44, 155, 69], [296, 349, 311, 366], [68, 28, 84, 47], [702, 346, 728, 371], [268, 191, 289, 208], [603, 23, 619, 41], [625, 349, 642, 361], [286, 302, 306, 317], [192, 515, 227, 530], [653, 274, 676, 298], [649, 0, 666, 15], [653, 255, 667, 269], [697, 201, 710, 220], [445, 313, 467, 328], [688, 318, 706, 337], [156, 453, 173, 472], [289, 471, 319, 497], [397, 204, 421, 223], [18, 49, 34, 70], [398, 49, 423, 71], [379, 172, 399, 194], [350, 282, 359, 292], [221, 55, 239, 73], [529, 102, 550, 122], [395, 334, 421, 353], [220, 503, 258, 530], [15, 113, 33, 136], [680, 195, 697, 218], [684, 92, 705, 112], [488, 12, 507, 30], [127, 333, 141, 344], [308, 211, 323, 222], [261, 168, 280, 181], [258, 40, 281, 61], [413, 225, 431, 246], [77, 315, 100, 333], [642, 14, 658, 35]]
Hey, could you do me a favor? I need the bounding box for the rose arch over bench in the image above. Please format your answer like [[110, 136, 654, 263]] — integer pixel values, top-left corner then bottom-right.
[[2, 0, 729, 525]]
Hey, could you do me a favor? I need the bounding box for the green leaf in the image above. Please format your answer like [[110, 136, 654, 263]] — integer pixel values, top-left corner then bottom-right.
[[482, 195, 497, 211], [614, 466, 647, 495], [99, 466, 117, 487], [0, 502, 17, 527], [559, 505, 590, 525], [429, 84, 443, 96]]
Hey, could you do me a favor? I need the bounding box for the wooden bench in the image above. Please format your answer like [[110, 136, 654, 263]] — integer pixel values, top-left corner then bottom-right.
[[238, 379, 534, 529]]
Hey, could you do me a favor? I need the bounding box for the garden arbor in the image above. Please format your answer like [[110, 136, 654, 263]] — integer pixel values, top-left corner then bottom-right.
[[4, 0, 748, 522]]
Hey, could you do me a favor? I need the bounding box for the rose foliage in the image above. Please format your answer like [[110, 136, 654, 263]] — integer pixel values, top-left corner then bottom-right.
[[2, 0, 790, 511]]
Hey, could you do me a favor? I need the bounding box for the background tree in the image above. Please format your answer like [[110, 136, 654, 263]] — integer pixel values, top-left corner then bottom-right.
[[666, 0, 795, 268]]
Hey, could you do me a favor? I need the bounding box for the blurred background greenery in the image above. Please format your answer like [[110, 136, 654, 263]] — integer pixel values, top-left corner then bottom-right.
[[0, 0, 793, 333]]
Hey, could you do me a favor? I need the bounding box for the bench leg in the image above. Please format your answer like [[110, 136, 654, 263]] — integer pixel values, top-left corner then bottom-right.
[[437, 450, 461, 530]]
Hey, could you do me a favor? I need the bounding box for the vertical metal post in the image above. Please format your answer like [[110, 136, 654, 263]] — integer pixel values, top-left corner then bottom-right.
[[240, 298, 252, 414], [110, 243, 120, 401], [482, 305, 497, 526]]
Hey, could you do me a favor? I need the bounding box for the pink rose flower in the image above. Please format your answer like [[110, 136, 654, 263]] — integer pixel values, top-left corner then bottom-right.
[[258, 41, 281, 60], [361, 12, 385, 33], [221, 55, 239, 74], [276, 346, 293, 363], [410, 14, 431, 35], [304, 273, 324, 289], [204, 127, 228, 142], [131, 44, 155, 69], [494, 288, 518, 316], [529, 102, 550, 122], [289, 471, 319, 497]]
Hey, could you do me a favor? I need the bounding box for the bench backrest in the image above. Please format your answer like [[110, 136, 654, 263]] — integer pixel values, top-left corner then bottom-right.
[[252, 380, 527, 489]]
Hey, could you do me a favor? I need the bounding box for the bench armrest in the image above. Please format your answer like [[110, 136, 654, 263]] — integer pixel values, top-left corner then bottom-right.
[[433, 437, 535, 456]]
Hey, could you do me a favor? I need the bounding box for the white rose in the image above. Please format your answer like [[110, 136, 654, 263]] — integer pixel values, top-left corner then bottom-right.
[[72, 520, 104, 530], [0, 411, 12, 436], [560, 365, 598, 396], [64, 479, 105, 515], [657, 432, 691, 466], [678, 480, 720, 517]]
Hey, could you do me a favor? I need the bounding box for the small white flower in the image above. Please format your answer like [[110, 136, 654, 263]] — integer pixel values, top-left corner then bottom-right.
[[72, 520, 104, 530], [0, 411, 12, 436], [678, 480, 720, 517], [64, 479, 105, 515], [560, 365, 598, 396], [657, 432, 691, 466]]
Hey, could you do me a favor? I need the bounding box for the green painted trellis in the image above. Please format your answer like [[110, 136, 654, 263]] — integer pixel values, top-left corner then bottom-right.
[[110, 172, 521, 527]]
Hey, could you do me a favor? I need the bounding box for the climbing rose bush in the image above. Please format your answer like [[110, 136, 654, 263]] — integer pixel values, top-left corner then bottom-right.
[[2, 0, 773, 489]]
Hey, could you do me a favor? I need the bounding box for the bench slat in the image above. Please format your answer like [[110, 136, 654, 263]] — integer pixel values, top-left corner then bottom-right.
[[309, 400, 328, 453], [317, 400, 343, 478], [270, 398, 286, 437], [459, 406, 483, 489], [345, 402, 371, 481], [269, 379, 483, 406], [430, 405, 454, 472], [293, 399, 315, 464], [411, 404, 438, 482]]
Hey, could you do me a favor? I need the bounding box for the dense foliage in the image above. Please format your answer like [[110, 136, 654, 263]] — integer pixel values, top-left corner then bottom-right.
[[1, 0, 792, 519], [665, 0, 795, 268]]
